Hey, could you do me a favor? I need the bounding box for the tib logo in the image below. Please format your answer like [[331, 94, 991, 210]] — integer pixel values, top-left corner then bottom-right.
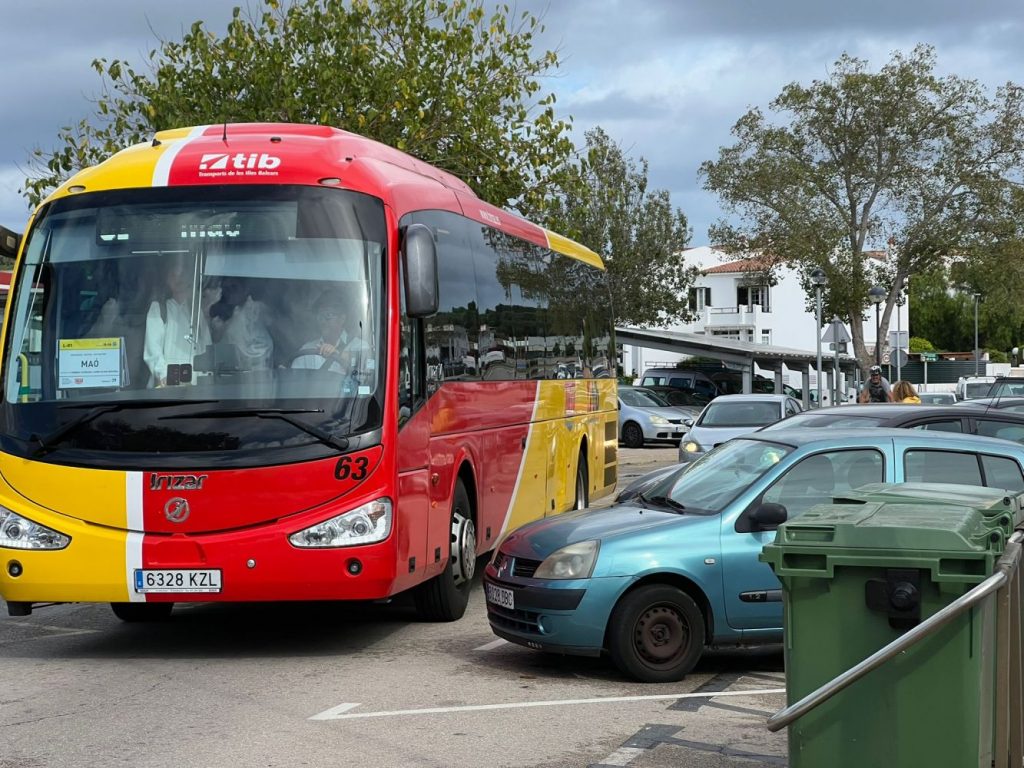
[[199, 153, 282, 171]]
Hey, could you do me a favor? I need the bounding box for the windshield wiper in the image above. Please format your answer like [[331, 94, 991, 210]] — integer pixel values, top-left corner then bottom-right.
[[32, 399, 218, 458], [159, 408, 350, 452], [644, 495, 687, 513]]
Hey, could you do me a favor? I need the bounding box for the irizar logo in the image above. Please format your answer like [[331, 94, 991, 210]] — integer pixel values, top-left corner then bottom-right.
[[199, 153, 282, 171]]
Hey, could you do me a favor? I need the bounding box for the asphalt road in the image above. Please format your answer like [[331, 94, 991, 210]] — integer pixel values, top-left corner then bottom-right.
[[0, 446, 787, 768]]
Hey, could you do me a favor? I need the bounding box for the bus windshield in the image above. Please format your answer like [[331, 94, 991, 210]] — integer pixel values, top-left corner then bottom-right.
[[1, 185, 387, 464]]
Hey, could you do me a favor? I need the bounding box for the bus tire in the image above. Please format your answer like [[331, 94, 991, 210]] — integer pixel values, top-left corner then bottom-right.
[[573, 449, 589, 510], [414, 480, 476, 622], [110, 602, 175, 622], [607, 585, 705, 683]]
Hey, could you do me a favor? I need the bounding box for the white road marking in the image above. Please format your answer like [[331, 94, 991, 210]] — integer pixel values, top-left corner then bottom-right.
[[3, 622, 99, 637], [309, 703, 362, 720], [473, 638, 508, 651], [310, 688, 786, 721], [596, 746, 646, 765]]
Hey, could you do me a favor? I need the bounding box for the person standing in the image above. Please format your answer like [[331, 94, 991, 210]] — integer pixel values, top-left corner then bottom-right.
[[892, 380, 921, 403], [144, 257, 217, 387]]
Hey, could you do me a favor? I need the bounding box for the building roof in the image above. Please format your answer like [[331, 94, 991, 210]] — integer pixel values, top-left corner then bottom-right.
[[701, 256, 773, 275]]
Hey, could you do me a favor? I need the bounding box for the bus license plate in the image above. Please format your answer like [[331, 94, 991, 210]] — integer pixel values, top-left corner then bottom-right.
[[134, 569, 222, 594], [485, 583, 514, 610]]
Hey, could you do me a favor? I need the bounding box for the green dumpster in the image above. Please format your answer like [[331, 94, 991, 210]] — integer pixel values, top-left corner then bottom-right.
[[835, 482, 1024, 548], [761, 501, 1004, 768]]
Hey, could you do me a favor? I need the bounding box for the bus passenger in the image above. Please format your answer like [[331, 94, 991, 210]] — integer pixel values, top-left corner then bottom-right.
[[144, 257, 217, 387], [209, 277, 274, 370]]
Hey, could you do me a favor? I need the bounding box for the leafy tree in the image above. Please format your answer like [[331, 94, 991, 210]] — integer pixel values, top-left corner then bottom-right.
[[548, 127, 695, 327], [907, 336, 934, 353], [700, 45, 1024, 371], [23, 0, 576, 217]]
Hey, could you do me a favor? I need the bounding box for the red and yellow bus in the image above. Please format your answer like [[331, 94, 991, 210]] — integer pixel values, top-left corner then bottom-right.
[[0, 124, 617, 622]]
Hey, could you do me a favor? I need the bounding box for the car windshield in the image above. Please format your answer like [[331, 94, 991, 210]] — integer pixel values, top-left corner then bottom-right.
[[621, 388, 666, 407], [1, 185, 387, 466], [697, 400, 780, 427], [658, 438, 793, 513], [761, 412, 889, 430]]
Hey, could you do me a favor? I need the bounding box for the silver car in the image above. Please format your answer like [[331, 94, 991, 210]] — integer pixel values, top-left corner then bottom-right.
[[679, 393, 802, 462], [618, 386, 698, 448]]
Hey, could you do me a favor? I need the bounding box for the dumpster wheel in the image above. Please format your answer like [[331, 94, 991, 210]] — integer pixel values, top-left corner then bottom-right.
[[607, 584, 705, 683]]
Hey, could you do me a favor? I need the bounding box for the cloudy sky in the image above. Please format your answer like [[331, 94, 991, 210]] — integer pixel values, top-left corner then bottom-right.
[[3, 0, 1024, 244]]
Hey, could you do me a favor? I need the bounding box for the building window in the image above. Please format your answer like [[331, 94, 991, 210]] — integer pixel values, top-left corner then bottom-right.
[[737, 284, 770, 312], [761, 329, 772, 345], [688, 286, 711, 312]]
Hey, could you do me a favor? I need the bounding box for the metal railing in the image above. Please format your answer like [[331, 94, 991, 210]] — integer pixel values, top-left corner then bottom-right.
[[767, 530, 1023, 766]]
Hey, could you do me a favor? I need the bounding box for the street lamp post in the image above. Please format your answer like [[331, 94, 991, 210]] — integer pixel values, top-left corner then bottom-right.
[[974, 293, 981, 376], [868, 285, 886, 368], [811, 268, 827, 407]]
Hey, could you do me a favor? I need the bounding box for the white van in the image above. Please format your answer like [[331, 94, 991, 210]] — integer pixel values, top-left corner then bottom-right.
[[955, 375, 996, 400]]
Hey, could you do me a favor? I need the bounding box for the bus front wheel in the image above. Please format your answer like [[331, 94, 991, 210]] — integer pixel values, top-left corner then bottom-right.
[[110, 602, 175, 622], [414, 480, 476, 622]]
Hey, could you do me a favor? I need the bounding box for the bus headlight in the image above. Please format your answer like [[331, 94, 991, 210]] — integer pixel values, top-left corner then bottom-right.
[[289, 498, 392, 548], [534, 540, 600, 580], [0, 507, 70, 550]]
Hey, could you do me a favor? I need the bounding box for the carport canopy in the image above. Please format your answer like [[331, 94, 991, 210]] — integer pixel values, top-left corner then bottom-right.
[[616, 326, 859, 407]]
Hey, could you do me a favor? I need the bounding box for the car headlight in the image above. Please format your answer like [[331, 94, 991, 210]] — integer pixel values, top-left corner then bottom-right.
[[533, 540, 600, 580], [682, 440, 702, 453], [649, 415, 669, 425], [0, 507, 70, 550], [289, 498, 392, 548]]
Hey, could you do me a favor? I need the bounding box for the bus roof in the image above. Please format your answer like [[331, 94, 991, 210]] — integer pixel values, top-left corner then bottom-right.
[[43, 123, 604, 269]]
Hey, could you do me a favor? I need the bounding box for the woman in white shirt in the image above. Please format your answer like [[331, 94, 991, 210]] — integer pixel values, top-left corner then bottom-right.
[[143, 258, 216, 387]]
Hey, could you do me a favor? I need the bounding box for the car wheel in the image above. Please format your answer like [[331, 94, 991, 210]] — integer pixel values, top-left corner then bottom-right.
[[607, 585, 705, 683], [110, 602, 175, 622], [414, 480, 476, 622], [621, 421, 644, 449], [573, 449, 589, 510]]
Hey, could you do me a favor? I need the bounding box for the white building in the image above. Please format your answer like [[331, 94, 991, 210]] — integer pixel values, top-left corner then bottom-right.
[[623, 245, 910, 389]]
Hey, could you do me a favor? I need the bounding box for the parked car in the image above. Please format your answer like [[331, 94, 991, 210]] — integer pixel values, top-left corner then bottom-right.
[[617, 386, 697, 448], [761, 403, 1024, 445], [917, 392, 957, 405], [679, 394, 802, 463], [711, 371, 802, 398], [639, 368, 721, 400], [957, 396, 1024, 414], [483, 429, 1024, 682], [984, 377, 1024, 398], [956, 375, 997, 400], [640, 384, 711, 408]]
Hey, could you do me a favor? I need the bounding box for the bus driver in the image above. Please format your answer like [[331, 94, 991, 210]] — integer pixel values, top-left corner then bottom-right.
[[290, 288, 368, 375]]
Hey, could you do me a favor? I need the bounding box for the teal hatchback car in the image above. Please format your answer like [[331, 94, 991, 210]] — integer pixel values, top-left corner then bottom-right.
[[484, 428, 1024, 682]]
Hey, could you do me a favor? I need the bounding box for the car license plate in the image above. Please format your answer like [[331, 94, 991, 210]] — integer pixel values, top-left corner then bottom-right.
[[485, 582, 515, 610], [134, 569, 222, 593]]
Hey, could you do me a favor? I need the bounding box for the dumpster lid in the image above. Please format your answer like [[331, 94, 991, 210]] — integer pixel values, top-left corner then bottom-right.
[[834, 482, 1021, 515], [775, 501, 1001, 553]]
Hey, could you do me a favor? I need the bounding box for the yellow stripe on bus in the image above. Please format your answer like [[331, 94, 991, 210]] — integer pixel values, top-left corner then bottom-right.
[[544, 230, 605, 269]]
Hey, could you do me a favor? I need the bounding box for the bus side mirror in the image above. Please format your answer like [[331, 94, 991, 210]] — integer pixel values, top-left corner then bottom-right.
[[401, 223, 438, 318]]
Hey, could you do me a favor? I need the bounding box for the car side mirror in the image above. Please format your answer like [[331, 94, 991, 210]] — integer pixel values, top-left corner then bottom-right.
[[683, 419, 693, 428], [749, 502, 788, 531]]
